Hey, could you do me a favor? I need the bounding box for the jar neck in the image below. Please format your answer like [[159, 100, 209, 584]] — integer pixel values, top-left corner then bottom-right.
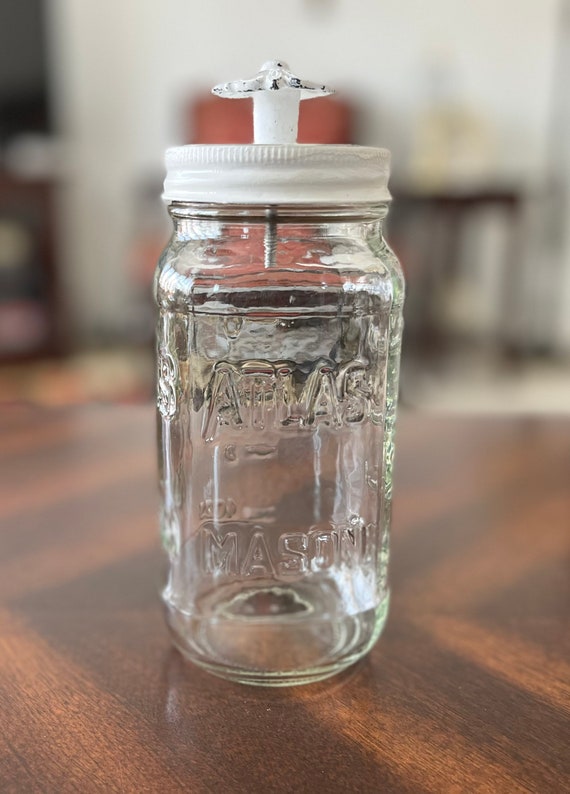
[[168, 202, 389, 239]]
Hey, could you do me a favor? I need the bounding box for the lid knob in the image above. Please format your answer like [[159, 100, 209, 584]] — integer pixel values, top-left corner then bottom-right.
[[212, 60, 334, 144]]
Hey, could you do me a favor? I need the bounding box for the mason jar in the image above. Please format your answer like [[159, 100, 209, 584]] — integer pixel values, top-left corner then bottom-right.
[[155, 57, 403, 687]]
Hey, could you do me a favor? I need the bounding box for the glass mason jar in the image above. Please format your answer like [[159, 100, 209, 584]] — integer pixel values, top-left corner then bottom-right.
[[155, 200, 404, 685]]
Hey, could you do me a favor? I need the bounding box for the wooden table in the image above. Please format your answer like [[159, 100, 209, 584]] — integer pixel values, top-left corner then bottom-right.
[[1, 406, 568, 793]]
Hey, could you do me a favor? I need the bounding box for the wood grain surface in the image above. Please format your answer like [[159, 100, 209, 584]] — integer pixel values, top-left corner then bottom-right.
[[0, 405, 568, 793]]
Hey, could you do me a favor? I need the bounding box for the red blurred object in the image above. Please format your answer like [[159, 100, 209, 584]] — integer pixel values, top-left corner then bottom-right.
[[188, 94, 354, 144]]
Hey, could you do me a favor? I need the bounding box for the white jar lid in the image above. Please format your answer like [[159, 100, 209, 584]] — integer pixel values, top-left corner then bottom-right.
[[162, 61, 391, 205], [163, 143, 391, 205]]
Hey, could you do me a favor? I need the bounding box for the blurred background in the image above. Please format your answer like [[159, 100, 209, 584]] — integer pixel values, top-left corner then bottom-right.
[[1, 0, 569, 411]]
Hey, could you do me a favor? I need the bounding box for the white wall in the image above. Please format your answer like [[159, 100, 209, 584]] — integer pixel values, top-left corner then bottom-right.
[[48, 0, 561, 342]]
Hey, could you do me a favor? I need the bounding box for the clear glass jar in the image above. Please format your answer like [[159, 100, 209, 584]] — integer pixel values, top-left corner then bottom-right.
[[155, 202, 404, 685]]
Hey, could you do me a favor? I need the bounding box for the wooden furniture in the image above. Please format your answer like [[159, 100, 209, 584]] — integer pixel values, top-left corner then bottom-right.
[[0, 406, 568, 793], [388, 188, 524, 355], [0, 175, 61, 361]]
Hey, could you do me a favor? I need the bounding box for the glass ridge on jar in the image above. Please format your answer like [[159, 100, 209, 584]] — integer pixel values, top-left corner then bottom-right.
[[155, 201, 404, 686]]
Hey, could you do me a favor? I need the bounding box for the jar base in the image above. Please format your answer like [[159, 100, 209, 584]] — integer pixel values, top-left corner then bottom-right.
[[164, 583, 389, 687]]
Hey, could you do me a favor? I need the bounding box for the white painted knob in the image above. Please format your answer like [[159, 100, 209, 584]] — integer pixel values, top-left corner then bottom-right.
[[212, 60, 334, 144]]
